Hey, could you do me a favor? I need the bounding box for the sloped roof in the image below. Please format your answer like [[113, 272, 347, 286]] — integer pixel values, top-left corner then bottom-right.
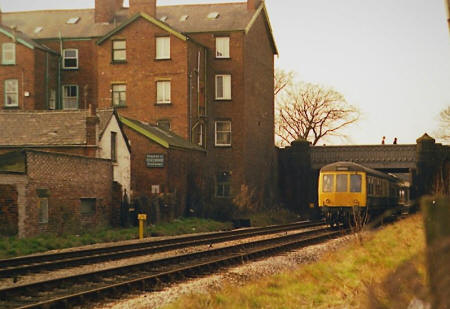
[[0, 24, 56, 53], [0, 109, 117, 147], [120, 116, 204, 152], [2, 9, 116, 39], [0, 110, 90, 147], [2, 2, 274, 42]]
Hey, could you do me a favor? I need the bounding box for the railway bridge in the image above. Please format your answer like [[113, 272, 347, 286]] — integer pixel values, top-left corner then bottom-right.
[[278, 134, 450, 217]]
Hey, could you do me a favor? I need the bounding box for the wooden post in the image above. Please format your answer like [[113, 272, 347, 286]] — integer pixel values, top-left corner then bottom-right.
[[422, 196, 450, 309]]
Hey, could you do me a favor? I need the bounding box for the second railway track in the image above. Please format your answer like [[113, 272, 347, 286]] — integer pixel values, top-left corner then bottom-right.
[[0, 220, 323, 279], [0, 225, 344, 309]]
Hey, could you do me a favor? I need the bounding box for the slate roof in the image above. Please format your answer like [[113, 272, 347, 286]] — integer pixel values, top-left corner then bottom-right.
[[2, 3, 273, 44], [0, 109, 115, 147], [120, 116, 205, 152], [0, 24, 56, 53]]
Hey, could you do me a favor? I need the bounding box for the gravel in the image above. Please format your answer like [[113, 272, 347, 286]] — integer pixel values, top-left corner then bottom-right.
[[93, 234, 354, 309]]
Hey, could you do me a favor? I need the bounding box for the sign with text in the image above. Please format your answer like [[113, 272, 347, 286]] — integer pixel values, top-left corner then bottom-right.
[[146, 154, 164, 168]]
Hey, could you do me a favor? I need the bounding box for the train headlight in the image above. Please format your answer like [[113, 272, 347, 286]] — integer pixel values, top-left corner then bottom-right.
[[353, 199, 359, 206]]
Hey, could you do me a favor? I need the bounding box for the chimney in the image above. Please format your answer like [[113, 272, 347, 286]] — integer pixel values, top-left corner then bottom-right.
[[86, 104, 99, 146], [129, 0, 156, 17], [247, 0, 262, 10], [95, 0, 123, 23]]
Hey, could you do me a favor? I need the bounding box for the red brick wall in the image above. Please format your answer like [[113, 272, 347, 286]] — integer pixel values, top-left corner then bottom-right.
[[33, 49, 59, 110], [24, 151, 113, 236], [243, 12, 276, 204], [0, 35, 35, 110], [0, 184, 18, 235], [44, 40, 99, 110], [122, 125, 206, 217], [97, 18, 191, 138], [0, 146, 98, 158]]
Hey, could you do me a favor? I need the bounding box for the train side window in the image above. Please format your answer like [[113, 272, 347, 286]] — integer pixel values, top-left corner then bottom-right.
[[350, 174, 362, 192], [322, 174, 334, 192], [336, 174, 348, 192]]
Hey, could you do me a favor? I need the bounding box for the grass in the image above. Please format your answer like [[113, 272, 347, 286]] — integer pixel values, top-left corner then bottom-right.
[[0, 217, 232, 259], [164, 214, 428, 309]]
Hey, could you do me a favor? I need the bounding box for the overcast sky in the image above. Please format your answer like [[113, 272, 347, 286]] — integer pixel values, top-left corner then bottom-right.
[[2, 0, 450, 145]]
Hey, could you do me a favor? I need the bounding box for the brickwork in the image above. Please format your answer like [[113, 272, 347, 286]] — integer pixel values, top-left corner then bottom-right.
[[23, 150, 113, 237], [0, 34, 58, 111], [97, 18, 195, 139], [0, 184, 18, 235]]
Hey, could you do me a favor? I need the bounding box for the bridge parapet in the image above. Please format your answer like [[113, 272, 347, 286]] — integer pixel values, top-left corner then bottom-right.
[[310, 144, 417, 170]]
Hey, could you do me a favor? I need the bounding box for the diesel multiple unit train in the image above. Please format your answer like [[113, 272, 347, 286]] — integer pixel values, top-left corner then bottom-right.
[[318, 161, 405, 227]]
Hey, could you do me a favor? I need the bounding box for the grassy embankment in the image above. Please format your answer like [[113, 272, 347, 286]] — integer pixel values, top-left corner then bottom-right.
[[0, 218, 232, 259], [0, 206, 296, 259], [165, 214, 429, 309]]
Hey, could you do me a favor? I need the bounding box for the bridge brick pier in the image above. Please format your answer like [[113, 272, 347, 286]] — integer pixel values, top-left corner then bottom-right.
[[278, 134, 449, 218]]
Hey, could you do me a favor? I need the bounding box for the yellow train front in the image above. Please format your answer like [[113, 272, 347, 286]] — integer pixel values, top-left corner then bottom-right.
[[318, 161, 400, 227]]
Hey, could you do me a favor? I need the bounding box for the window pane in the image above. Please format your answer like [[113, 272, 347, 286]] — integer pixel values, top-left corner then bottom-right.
[[64, 50, 77, 57], [157, 81, 171, 103], [62, 85, 78, 109], [113, 40, 126, 49], [80, 198, 96, 214], [2, 43, 15, 64], [336, 174, 348, 192], [216, 76, 223, 98], [156, 37, 170, 59], [322, 174, 334, 192], [350, 174, 362, 192], [4, 80, 18, 107], [215, 121, 231, 145], [216, 37, 229, 58], [216, 75, 231, 99]]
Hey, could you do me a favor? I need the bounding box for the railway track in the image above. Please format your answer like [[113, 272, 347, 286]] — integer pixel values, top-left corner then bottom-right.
[[0, 224, 344, 309], [0, 220, 323, 279]]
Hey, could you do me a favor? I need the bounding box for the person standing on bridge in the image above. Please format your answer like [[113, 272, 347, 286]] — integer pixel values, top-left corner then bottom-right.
[[393, 137, 398, 144], [381, 136, 386, 144]]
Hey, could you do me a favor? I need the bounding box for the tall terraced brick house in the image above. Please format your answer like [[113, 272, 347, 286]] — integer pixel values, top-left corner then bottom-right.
[[0, 0, 278, 216]]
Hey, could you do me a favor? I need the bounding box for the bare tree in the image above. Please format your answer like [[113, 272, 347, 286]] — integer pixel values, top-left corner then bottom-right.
[[434, 105, 450, 143], [276, 81, 360, 146], [274, 68, 295, 97]]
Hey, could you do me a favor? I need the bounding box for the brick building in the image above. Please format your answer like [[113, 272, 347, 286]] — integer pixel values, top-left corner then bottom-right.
[[0, 109, 131, 194], [0, 150, 114, 237], [0, 0, 277, 214]]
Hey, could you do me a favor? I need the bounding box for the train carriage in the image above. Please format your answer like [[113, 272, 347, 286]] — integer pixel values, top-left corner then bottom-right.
[[318, 161, 401, 227]]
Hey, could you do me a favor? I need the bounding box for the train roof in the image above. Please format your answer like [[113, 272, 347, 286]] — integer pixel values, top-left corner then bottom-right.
[[320, 161, 398, 181]]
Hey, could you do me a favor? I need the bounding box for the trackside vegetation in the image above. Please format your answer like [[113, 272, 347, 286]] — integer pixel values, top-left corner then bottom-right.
[[0, 218, 233, 259], [165, 214, 429, 309]]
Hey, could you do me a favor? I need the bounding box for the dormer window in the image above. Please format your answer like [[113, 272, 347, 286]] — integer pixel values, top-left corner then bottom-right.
[[34, 26, 43, 34], [66, 17, 80, 24], [160, 16, 168, 22], [62, 49, 78, 69], [207, 12, 219, 19], [180, 15, 188, 22]]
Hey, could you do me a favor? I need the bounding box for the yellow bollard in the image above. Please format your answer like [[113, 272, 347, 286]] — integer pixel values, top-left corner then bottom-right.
[[137, 213, 147, 240]]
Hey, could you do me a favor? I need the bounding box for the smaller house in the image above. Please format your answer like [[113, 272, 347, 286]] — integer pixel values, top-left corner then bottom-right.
[[0, 108, 131, 194], [0, 150, 114, 237], [120, 116, 206, 218]]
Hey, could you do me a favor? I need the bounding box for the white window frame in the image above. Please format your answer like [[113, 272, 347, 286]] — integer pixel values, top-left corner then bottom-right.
[[215, 37, 230, 58], [215, 120, 231, 146], [156, 37, 170, 60], [62, 49, 78, 69], [62, 84, 79, 110], [156, 80, 171, 104], [112, 84, 126, 106], [4, 79, 19, 107], [2, 43, 16, 65], [112, 40, 126, 62], [215, 74, 231, 100]]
